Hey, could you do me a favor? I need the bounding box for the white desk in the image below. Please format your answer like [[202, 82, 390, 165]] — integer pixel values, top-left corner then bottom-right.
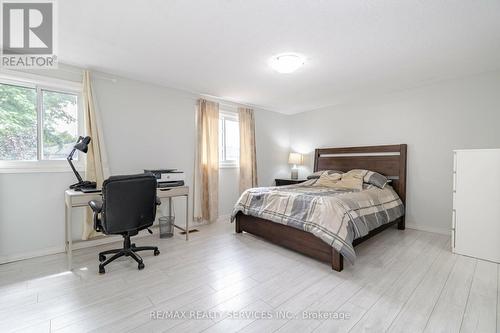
[[64, 186, 189, 270]]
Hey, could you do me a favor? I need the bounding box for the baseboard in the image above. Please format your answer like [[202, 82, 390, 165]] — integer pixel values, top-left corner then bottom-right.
[[217, 214, 231, 223], [0, 226, 161, 265], [406, 222, 450, 236], [192, 214, 230, 225], [0, 245, 65, 265], [72, 234, 126, 250]]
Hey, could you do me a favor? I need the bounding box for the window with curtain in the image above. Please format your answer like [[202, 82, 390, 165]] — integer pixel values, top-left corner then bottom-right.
[[0, 76, 82, 170], [219, 110, 239, 168]]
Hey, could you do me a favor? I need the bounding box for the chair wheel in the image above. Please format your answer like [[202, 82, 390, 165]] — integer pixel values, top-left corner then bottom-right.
[[99, 254, 106, 262], [99, 266, 105, 274], [154, 249, 160, 256], [138, 262, 145, 270]]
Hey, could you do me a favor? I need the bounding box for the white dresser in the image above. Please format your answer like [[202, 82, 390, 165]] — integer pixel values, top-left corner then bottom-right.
[[452, 149, 500, 263]]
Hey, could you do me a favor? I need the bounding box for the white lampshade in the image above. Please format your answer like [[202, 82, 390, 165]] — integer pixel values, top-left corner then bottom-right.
[[288, 152, 303, 165]]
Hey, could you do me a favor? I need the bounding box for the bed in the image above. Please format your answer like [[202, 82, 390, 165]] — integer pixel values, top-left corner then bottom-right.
[[232, 144, 407, 272]]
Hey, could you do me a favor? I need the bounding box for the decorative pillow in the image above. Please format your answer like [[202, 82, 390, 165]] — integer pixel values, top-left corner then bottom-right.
[[312, 171, 363, 191], [348, 169, 389, 188], [306, 170, 344, 180], [336, 170, 364, 191], [312, 172, 342, 186]]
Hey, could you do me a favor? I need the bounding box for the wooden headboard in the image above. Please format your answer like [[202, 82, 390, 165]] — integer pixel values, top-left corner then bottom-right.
[[313, 144, 407, 203]]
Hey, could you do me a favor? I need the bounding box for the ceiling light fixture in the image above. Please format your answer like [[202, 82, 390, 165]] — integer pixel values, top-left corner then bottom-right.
[[269, 53, 305, 74]]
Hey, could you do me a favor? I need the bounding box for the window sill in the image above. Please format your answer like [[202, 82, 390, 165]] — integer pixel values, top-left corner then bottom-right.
[[0, 161, 84, 174], [219, 164, 239, 169]]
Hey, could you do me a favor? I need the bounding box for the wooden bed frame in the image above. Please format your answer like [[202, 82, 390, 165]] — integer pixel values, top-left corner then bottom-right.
[[235, 144, 407, 271]]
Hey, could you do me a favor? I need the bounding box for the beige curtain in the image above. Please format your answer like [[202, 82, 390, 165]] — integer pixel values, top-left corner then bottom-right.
[[194, 99, 219, 223], [82, 70, 110, 240], [238, 107, 258, 193]]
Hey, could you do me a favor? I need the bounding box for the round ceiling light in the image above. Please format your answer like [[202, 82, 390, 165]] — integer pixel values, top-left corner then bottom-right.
[[269, 53, 305, 74]]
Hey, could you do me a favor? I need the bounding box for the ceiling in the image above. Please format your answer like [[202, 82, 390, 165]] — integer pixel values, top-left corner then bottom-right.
[[59, 0, 500, 114]]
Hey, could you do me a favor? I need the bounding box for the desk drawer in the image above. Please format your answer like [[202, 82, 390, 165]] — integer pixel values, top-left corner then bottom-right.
[[157, 186, 189, 198], [70, 193, 102, 207]]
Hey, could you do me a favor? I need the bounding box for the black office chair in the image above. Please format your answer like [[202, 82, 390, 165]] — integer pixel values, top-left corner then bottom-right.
[[88, 173, 161, 274]]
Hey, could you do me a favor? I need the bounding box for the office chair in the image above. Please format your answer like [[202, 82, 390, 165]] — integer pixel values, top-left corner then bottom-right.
[[88, 173, 161, 274]]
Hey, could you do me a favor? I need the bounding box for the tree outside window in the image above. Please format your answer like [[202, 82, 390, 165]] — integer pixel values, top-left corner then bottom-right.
[[0, 82, 79, 161]]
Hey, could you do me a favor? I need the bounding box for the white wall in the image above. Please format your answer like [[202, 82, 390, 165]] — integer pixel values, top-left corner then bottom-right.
[[219, 168, 240, 216], [255, 109, 292, 185], [91, 74, 195, 231], [288, 71, 500, 234], [0, 66, 289, 262], [0, 172, 75, 260]]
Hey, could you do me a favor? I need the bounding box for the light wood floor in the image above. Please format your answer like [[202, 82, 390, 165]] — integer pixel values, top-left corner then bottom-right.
[[0, 221, 498, 333]]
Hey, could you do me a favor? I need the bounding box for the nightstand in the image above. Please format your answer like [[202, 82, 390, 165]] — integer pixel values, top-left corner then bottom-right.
[[275, 178, 307, 186]]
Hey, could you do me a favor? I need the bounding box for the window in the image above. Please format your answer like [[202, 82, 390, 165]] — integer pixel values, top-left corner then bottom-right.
[[0, 75, 82, 171], [41, 90, 79, 160], [219, 110, 239, 167], [0, 83, 37, 160]]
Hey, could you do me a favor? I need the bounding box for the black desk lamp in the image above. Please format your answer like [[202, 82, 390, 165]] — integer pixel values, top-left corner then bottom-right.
[[67, 136, 97, 191]]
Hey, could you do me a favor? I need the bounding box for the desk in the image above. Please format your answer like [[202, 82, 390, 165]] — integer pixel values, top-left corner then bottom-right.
[[65, 186, 189, 270]]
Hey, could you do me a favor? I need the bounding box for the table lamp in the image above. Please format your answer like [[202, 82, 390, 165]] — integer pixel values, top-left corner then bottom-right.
[[67, 136, 97, 191], [288, 152, 303, 180]]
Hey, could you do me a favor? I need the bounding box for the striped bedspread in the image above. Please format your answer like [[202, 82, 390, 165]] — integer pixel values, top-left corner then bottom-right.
[[231, 180, 404, 263]]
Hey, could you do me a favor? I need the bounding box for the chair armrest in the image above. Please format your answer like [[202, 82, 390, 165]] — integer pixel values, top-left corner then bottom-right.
[[88, 200, 103, 213], [88, 200, 103, 232], [156, 196, 161, 206]]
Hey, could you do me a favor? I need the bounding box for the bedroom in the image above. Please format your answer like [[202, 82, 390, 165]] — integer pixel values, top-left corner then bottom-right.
[[0, 0, 499, 332]]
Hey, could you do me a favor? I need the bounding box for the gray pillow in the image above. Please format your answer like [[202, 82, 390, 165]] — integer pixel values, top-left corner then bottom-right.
[[363, 170, 389, 188], [306, 170, 344, 180]]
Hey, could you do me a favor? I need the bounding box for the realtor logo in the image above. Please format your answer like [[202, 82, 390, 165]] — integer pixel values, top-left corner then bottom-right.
[[1, 0, 57, 68]]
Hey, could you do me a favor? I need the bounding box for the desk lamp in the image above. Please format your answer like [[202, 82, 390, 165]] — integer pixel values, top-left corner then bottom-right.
[[67, 136, 96, 191]]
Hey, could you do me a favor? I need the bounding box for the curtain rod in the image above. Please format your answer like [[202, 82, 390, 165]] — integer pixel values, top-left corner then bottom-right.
[[199, 94, 255, 110]]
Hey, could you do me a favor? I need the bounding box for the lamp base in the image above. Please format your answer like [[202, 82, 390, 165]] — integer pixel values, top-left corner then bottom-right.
[[291, 169, 298, 180], [70, 181, 97, 191]]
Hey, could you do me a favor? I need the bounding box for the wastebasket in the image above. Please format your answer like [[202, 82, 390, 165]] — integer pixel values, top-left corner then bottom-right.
[[159, 216, 174, 238]]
